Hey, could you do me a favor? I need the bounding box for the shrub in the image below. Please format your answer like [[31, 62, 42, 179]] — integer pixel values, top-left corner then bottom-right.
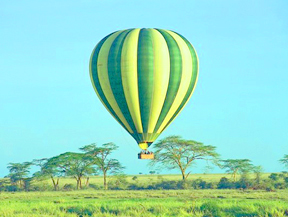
[[191, 178, 203, 189], [217, 177, 234, 189], [274, 182, 286, 189], [132, 176, 138, 181], [108, 174, 129, 190], [63, 184, 74, 191], [177, 180, 189, 189], [88, 184, 101, 190], [29, 183, 52, 191], [128, 184, 144, 190], [268, 173, 279, 181], [5, 185, 21, 192], [153, 180, 178, 190], [265, 186, 276, 192], [235, 174, 252, 189]]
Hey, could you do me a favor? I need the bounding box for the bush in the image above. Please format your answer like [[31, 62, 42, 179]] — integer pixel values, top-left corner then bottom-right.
[[88, 184, 101, 190], [217, 177, 234, 189], [29, 183, 52, 191], [5, 185, 21, 192], [177, 180, 189, 189], [235, 174, 253, 189], [191, 178, 202, 189], [153, 180, 178, 190], [132, 176, 138, 181], [62, 184, 74, 191], [274, 182, 286, 189], [268, 173, 279, 181], [128, 184, 145, 190], [108, 174, 129, 190], [265, 186, 276, 192]]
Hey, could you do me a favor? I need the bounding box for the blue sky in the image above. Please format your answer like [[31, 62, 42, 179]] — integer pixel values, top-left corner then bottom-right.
[[0, 0, 287, 176]]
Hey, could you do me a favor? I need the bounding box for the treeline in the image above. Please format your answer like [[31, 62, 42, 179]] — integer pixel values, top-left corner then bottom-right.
[[109, 172, 288, 191], [1, 172, 288, 192], [1, 136, 288, 192], [1, 143, 123, 191]]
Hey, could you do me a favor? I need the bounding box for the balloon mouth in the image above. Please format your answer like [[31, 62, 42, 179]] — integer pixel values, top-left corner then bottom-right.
[[138, 142, 152, 150]]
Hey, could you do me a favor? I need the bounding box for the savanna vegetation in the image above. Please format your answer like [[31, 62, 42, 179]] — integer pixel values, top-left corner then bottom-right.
[[1, 135, 288, 216], [0, 189, 288, 216]]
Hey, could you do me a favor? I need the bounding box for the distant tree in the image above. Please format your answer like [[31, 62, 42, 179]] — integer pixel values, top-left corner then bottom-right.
[[32, 158, 63, 191], [80, 143, 124, 190], [280, 155, 288, 169], [220, 159, 254, 181], [7, 162, 32, 189], [253, 165, 263, 185], [54, 152, 96, 189], [149, 136, 220, 181], [149, 171, 156, 175]]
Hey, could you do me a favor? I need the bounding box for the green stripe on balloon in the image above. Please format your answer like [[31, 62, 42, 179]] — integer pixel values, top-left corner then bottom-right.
[[137, 29, 154, 134], [153, 29, 183, 134], [107, 29, 139, 138], [90, 32, 131, 134], [161, 33, 199, 132]]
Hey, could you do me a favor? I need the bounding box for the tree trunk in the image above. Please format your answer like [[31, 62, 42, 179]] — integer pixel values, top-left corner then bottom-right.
[[181, 169, 186, 181], [86, 177, 90, 187], [103, 172, 107, 190], [233, 173, 236, 182], [51, 176, 59, 191], [79, 177, 82, 189], [75, 176, 79, 190]]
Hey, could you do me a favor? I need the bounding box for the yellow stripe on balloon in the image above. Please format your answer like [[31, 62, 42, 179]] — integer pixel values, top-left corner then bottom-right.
[[157, 30, 193, 133], [170, 44, 199, 122], [147, 29, 170, 133], [97, 31, 133, 133], [121, 29, 143, 133], [160, 43, 199, 133]]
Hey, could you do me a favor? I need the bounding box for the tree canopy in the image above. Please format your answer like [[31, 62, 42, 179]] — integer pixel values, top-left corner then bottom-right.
[[7, 162, 32, 189], [149, 136, 220, 180], [280, 154, 288, 169], [80, 143, 124, 190], [220, 159, 254, 181]]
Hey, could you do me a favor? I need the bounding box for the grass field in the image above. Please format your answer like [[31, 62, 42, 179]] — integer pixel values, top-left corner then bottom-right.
[[1, 173, 287, 216], [0, 189, 288, 216]]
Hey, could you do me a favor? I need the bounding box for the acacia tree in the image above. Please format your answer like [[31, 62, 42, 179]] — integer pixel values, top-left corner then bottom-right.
[[149, 136, 220, 181], [51, 152, 96, 189], [32, 158, 62, 191], [80, 143, 124, 190], [280, 155, 288, 170], [7, 162, 32, 189], [220, 159, 254, 181]]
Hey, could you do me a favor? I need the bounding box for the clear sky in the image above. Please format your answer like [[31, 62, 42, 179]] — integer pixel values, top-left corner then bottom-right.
[[1, 0, 287, 176]]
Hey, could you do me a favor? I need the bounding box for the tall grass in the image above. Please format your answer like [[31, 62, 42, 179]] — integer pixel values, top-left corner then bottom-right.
[[0, 190, 288, 216]]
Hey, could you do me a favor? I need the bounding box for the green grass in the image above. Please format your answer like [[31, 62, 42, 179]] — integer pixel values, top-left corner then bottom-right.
[[0, 173, 286, 216], [0, 189, 288, 216]]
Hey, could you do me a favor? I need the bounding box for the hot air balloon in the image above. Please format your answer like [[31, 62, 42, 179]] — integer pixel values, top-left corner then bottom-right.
[[89, 28, 199, 159]]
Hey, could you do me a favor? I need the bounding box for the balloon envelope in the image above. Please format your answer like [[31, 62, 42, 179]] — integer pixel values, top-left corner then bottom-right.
[[90, 28, 199, 149]]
